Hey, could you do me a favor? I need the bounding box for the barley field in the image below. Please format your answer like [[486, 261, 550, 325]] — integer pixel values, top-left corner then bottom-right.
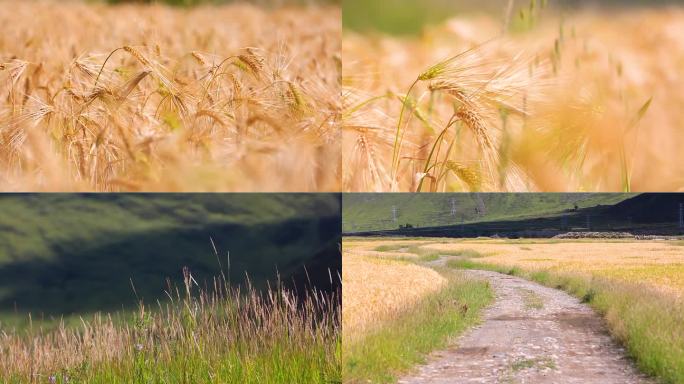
[[0, 0, 340, 191], [423, 239, 684, 295], [342, 239, 446, 342], [343, 3, 684, 192]]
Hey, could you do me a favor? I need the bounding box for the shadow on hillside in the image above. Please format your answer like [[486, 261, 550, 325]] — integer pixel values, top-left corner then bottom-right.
[[0, 216, 340, 317]]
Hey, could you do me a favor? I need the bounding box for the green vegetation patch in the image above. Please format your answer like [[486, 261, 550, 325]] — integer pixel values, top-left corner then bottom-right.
[[510, 356, 555, 372], [343, 269, 493, 383]]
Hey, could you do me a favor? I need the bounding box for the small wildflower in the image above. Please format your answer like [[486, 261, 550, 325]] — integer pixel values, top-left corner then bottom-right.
[[48, 376, 57, 384], [135, 343, 144, 352]]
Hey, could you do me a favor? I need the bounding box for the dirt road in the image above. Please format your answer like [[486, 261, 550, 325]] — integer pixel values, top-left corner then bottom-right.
[[398, 269, 654, 384]]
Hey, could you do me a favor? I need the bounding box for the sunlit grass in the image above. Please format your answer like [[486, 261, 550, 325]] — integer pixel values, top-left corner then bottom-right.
[[0, 270, 340, 383]]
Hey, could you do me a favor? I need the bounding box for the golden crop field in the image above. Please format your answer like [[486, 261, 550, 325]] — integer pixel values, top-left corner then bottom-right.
[[343, 239, 446, 341], [423, 239, 684, 296], [343, 7, 684, 192], [351, 236, 684, 383], [0, 0, 340, 191]]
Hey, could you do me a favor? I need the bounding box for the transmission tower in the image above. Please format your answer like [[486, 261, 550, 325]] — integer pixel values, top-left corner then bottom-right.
[[392, 205, 398, 223], [451, 198, 457, 217], [475, 194, 486, 216]]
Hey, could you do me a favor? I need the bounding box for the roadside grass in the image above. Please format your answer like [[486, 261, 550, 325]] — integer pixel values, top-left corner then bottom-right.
[[343, 268, 492, 383], [447, 259, 684, 384], [0, 271, 341, 384]]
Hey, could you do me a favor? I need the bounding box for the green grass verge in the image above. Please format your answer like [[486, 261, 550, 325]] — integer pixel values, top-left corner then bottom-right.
[[343, 269, 493, 383], [448, 260, 684, 384], [5, 346, 339, 384]]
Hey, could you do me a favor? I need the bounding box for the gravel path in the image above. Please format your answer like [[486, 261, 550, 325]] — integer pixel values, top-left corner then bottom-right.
[[398, 269, 655, 384]]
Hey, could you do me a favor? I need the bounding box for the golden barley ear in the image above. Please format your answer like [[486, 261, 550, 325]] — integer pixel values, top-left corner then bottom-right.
[[196, 109, 227, 127], [191, 51, 207, 67], [445, 161, 482, 192], [287, 81, 310, 116], [123, 46, 153, 68], [235, 50, 264, 80]]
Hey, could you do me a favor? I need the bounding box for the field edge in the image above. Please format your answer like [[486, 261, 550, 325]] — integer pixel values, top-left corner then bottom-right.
[[343, 267, 493, 384]]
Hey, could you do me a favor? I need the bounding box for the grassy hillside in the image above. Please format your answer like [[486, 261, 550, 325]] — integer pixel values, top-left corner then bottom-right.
[[342, 193, 633, 232], [0, 194, 340, 319]]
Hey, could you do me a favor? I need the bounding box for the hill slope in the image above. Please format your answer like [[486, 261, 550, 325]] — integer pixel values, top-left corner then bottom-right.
[[0, 194, 340, 316], [342, 193, 633, 232]]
